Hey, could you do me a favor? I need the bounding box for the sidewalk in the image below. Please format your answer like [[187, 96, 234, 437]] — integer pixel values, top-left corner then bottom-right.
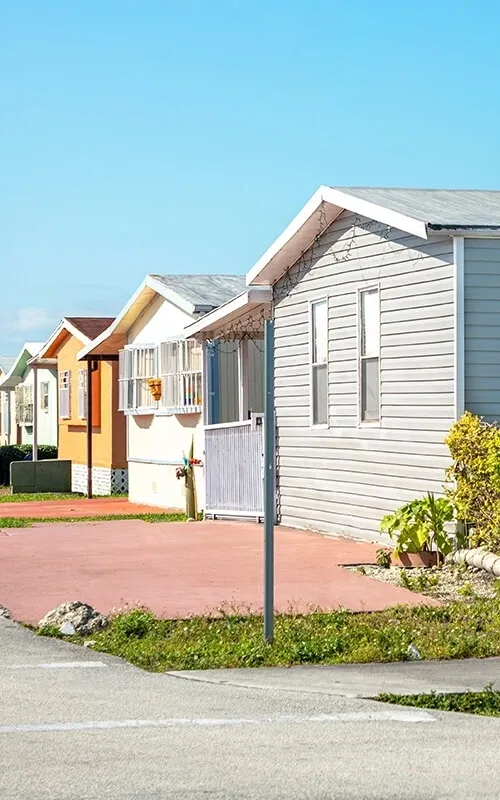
[[170, 657, 500, 698]]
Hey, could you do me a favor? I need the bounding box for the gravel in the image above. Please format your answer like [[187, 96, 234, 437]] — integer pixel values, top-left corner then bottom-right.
[[345, 563, 498, 602]]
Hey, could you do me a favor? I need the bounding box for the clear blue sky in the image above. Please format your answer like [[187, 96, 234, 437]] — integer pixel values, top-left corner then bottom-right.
[[2, 0, 500, 354]]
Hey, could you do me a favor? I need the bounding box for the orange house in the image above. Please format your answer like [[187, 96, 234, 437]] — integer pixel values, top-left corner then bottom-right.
[[35, 317, 127, 494]]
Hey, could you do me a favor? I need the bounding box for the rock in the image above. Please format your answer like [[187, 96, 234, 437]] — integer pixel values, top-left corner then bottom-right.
[[407, 643, 422, 660], [59, 622, 76, 636], [0, 606, 11, 619], [38, 602, 108, 635], [84, 640, 96, 648]]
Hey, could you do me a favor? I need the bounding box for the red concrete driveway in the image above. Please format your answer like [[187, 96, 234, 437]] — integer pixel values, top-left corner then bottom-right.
[[0, 520, 436, 623]]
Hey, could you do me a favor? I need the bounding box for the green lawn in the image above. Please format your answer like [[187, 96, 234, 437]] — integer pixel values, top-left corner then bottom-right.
[[38, 597, 500, 672], [0, 491, 84, 503], [0, 512, 186, 527], [378, 687, 500, 717]]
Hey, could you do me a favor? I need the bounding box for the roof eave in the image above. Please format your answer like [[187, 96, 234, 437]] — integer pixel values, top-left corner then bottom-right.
[[184, 287, 272, 340], [246, 185, 429, 287]]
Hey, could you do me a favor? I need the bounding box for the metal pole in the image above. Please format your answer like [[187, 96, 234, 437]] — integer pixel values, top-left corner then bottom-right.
[[32, 365, 38, 461], [86, 359, 93, 499], [263, 319, 275, 643]]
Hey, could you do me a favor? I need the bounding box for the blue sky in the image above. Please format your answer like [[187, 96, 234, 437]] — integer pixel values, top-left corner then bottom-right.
[[2, 0, 500, 354]]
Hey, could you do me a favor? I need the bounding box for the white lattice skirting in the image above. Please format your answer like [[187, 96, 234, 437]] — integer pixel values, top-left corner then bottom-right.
[[71, 464, 129, 495]]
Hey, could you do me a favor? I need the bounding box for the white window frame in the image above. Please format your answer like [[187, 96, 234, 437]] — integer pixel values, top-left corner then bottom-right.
[[78, 368, 88, 420], [118, 345, 158, 413], [40, 381, 50, 412], [309, 298, 329, 428], [158, 338, 203, 415], [357, 285, 381, 426], [59, 370, 71, 419]]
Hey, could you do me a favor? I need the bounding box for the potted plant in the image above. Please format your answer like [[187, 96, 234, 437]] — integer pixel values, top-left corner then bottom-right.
[[379, 492, 455, 567], [148, 378, 162, 401]]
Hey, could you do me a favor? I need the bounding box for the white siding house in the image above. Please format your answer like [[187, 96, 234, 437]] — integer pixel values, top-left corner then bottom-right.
[[187, 185, 500, 541], [0, 344, 58, 449], [79, 274, 246, 510]]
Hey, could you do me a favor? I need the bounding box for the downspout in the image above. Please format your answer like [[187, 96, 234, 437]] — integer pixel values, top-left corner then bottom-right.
[[453, 236, 465, 420]]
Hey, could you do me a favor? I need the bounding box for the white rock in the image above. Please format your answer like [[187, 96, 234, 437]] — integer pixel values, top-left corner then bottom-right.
[[84, 640, 96, 648], [407, 643, 422, 660], [59, 621, 76, 636], [39, 601, 108, 635]]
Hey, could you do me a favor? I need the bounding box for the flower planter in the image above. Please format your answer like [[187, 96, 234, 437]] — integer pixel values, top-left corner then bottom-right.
[[392, 551, 439, 568], [148, 379, 162, 401]]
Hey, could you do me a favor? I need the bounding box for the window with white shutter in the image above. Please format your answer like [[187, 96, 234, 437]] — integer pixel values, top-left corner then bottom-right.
[[59, 371, 71, 419], [159, 339, 202, 413], [78, 368, 88, 419]]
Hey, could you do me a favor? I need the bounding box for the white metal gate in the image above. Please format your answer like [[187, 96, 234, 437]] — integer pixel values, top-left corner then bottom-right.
[[204, 413, 264, 518]]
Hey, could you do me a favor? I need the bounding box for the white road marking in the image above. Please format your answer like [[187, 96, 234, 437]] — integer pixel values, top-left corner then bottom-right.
[[0, 710, 435, 734], [0, 661, 107, 670]]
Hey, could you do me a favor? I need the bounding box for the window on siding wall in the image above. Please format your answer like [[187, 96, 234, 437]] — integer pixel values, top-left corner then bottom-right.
[[118, 346, 157, 411], [310, 299, 328, 426], [15, 385, 33, 425], [359, 288, 380, 423], [40, 381, 49, 411], [59, 371, 71, 419], [159, 339, 202, 413], [78, 369, 88, 419]]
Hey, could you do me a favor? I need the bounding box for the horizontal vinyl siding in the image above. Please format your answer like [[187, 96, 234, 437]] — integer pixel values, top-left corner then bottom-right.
[[274, 211, 454, 541], [464, 239, 500, 422]]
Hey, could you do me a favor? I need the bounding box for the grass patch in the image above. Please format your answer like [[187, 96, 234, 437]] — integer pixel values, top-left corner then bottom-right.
[[53, 597, 500, 672], [0, 492, 84, 503], [0, 512, 186, 527], [378, 686, 500, 717]]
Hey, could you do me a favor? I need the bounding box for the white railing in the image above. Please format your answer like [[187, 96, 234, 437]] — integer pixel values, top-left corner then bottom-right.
[[204, 414, 264, 518]]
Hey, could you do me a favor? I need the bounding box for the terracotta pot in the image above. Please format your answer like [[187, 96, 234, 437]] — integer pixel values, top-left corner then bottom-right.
[[392, 551, 439, 568]]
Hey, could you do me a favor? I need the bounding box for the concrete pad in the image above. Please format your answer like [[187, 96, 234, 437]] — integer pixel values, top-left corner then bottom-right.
[[0, 519, 436, 622]]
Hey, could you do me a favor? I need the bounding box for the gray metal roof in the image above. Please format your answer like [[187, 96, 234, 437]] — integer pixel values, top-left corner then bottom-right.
[[334, 187, 500, 228], [152, 274, 246, 311]]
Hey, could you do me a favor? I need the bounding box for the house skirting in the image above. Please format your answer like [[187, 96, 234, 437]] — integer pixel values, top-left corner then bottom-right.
[[71, 464, 129, 496]]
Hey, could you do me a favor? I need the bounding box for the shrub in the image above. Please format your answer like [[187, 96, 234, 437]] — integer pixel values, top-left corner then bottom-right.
[[112, 608, 158, 638], [0, 444, 58, 485], [379, 493, 455, 558], [445, 412, 500, 552]]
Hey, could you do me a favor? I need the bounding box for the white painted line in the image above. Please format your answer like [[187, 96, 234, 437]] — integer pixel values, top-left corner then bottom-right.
[[0, 662, 107, 670], [0, 710, 435, 734]]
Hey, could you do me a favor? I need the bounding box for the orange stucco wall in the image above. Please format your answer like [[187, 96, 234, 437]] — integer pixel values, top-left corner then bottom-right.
[[56, 334, 126, 469]]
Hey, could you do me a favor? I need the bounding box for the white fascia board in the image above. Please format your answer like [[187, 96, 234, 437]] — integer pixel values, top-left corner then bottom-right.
[[246, 187, 330, 286], [246, 185, 428, 287], [36, 320, 89, 362], [77, 277, 151, 360], [0, 344, 35, 388], [184, 287, 272, 338]]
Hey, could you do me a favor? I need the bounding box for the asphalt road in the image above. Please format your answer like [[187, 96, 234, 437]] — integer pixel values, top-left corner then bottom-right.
[[1, 616, 499, 800]]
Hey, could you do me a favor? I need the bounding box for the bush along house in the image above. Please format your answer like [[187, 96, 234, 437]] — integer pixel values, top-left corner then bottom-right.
[[33, 317, 127, 495], [186, 186, 500, 541], [78, 273, 247, 511]]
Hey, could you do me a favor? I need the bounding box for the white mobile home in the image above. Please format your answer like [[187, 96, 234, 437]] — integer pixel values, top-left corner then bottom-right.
[[79, 274, 247, 510], [187, 186, 500, 541]]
